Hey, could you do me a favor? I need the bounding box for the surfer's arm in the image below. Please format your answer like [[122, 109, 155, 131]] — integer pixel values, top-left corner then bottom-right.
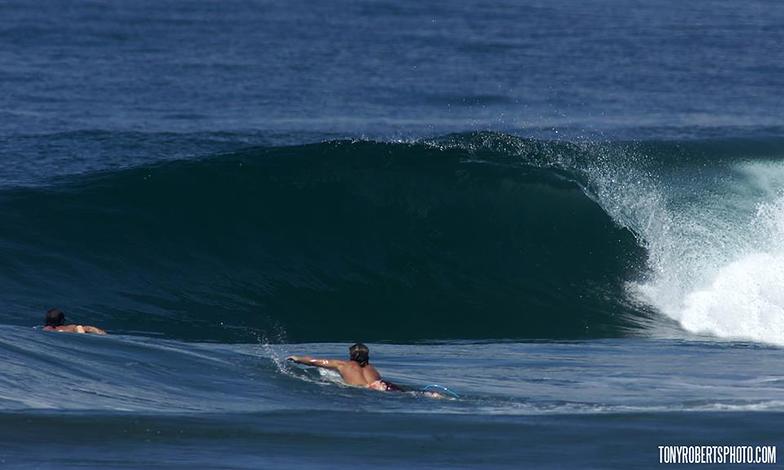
[[287, 356, 345, 369], [83, 325, 107, 335], [50, 325, 84, 333]]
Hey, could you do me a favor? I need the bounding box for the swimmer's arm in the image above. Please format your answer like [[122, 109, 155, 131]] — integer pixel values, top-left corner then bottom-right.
[[46, 325, 106, 334], [53, 325, 84, 333], [82, 325, 107, 335], [287, 356, 346, 369]]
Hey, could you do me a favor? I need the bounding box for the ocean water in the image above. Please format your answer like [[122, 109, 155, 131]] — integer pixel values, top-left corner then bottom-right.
[[1, 0, 783, 468]]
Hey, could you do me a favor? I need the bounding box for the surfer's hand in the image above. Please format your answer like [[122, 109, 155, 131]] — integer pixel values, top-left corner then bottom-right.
[[286, 355, 297, 362]]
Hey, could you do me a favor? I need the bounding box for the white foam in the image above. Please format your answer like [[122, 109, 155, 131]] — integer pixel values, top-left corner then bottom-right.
[[679, 253, 784, 344], [624, 161, 784, 345]]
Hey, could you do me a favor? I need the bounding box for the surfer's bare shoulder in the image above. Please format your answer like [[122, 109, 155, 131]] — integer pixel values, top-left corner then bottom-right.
[[43, 324, 107, 335]]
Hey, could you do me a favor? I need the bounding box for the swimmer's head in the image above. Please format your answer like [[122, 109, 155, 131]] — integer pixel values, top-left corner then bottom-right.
[[349, 343, 369, 367], [45, 308, 65, 327]]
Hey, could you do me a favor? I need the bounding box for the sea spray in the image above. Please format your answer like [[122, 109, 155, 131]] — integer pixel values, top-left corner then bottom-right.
[[630, 160, 784, 344]]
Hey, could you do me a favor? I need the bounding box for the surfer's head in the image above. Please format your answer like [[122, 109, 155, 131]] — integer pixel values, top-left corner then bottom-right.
[[45, 308, 65, 327], [349, 343, 369, 367]]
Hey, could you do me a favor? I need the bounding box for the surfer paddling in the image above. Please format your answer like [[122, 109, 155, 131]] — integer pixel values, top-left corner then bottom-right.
[[287, 343, 402, 392], [42, 308, 107, 335]]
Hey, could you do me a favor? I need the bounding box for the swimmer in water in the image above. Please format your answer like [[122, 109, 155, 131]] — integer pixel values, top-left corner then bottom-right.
[[287, 343, 402, 392], [42, 308, 107, 335]]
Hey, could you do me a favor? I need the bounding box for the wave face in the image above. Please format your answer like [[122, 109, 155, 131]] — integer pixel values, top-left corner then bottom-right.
[[2, 132, 784, 344], [0, 135, 648, 342]]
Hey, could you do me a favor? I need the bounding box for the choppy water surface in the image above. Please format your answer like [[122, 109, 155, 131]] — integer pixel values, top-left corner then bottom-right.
[[1, 327, 783, 468]]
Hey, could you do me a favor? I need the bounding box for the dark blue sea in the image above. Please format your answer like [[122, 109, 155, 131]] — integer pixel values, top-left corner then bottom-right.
[[1, 0, 783, 468]]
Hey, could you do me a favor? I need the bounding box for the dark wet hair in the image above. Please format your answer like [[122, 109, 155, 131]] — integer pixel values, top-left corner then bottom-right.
[[349, 343, 369, 367], [45, 308, 65, 327]]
